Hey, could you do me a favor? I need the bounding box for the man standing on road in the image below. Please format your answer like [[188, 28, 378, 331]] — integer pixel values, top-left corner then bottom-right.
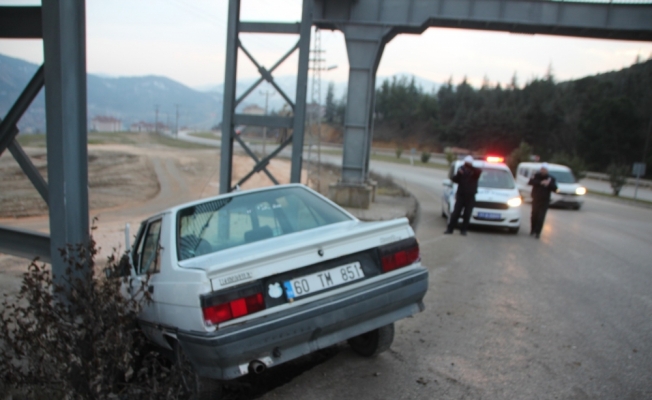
[[445, 155, 482, 236], [528, 162, 558, 239]]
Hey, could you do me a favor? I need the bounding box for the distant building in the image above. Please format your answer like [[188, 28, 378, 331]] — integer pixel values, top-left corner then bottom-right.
[[130, 121, 168, 132], [91, 116, 122, 132], [242, 105, 265, 115]]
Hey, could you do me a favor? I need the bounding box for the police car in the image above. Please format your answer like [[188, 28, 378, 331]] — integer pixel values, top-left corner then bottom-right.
[[442, 157, 522, 233]]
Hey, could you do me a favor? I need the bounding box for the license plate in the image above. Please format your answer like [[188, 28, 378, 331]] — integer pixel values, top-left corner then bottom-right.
[[477, 212, 501, 220], [284, 262, 364, 300]]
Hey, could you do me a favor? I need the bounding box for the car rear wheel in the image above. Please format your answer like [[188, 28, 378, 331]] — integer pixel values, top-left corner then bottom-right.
[[176, 343, 222, 400], [348, 323, 394, 357]]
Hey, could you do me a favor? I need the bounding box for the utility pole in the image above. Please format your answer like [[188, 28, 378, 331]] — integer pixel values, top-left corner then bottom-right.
[[308, 28, 337, 191], [175, 104, 180, 137], [260, 89, 275, 157], [154, 104, 159, 134], [308, 28, 324, 189]]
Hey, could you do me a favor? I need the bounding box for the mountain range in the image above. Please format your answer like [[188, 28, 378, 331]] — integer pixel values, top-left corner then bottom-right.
[[0, 52, 441, 132], [197, 73, 442, 114]]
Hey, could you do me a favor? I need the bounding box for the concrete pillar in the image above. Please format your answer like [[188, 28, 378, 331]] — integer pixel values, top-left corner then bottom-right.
[[330, 25, 389, 209]]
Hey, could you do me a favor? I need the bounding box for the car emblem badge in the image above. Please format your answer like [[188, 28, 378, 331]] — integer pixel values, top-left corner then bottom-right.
[[268, 283, 283, 299]]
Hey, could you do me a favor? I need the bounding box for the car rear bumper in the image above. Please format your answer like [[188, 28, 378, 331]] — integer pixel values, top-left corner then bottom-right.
[[176, 266, 428, 380]]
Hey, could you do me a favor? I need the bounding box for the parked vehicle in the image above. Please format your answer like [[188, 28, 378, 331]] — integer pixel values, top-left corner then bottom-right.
[[516, 162, 586, 209], [442, 157, 522, 233], [115, 184, 428, 397]]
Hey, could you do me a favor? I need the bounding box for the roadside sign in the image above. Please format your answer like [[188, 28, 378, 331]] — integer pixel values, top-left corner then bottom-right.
[[632, 163, 646, 177], [411, 148, 416, 155]]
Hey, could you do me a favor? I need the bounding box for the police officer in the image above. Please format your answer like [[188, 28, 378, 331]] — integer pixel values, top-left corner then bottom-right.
[[528, 162, 558, 239], [445, 155, 482, 236]]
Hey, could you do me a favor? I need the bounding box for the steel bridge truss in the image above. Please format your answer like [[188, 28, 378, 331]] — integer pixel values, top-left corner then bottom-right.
[[219, 0, 313, 193], [0, 2, 89, 276], [1, 0, 651, 268]]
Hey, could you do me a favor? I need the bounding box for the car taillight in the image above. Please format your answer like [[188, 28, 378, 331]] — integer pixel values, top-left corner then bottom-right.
[[201, 283, 265, 326], [378, 238, 420, 273]]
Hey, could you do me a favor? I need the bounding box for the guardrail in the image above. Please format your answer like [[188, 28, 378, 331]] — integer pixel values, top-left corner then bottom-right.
[[583, 172, 652, 188]]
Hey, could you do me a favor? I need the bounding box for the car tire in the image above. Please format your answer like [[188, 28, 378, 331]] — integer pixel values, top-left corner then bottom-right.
[[573, 204, 582, 210], [176, 343, 222, 400], [348, 323, 394, 357], [508, 227, 520, 234]]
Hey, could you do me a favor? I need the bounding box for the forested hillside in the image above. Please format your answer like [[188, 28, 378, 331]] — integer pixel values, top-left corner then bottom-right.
[[326, 59, 652, 174]]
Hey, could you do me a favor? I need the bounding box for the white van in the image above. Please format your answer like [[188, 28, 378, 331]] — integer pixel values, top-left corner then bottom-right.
[[515, 162, 586, 209], [442, 157, 522, 233]]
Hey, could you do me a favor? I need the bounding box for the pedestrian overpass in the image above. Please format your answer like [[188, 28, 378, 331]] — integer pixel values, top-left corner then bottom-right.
[[1, 0, 651, 280]]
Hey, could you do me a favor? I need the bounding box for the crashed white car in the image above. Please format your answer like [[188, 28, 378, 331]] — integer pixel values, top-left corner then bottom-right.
[[122, 184, 428, 396]]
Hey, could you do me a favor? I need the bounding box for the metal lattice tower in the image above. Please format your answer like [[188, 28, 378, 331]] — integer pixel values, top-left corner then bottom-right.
[[307, 28, 324, 188]]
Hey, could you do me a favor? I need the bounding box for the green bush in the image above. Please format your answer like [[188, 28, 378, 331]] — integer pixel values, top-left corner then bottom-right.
[[551, 152, 587, 180], [395, 146, 403, 159], [445, 149, 456, 166], [420, 151, 431, 163], [0, 238, 185, 399], [507, 142, 532, 175], [606, 163, 629, 196]]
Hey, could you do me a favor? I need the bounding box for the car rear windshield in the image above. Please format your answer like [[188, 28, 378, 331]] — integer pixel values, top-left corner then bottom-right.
[[548, 170, 576, 183], [177, 187, 352, 260], [478, 168, 516, 189]]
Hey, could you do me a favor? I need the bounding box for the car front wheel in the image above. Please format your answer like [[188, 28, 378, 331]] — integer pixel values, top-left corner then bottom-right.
[[348, 323, 394, 357]]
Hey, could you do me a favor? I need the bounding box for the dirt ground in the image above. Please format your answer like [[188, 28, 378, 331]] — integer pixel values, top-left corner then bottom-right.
[[0, 139, 308, 298]]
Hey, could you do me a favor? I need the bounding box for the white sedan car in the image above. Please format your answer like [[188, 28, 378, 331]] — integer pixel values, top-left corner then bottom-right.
[[118, 184, 428, 397]]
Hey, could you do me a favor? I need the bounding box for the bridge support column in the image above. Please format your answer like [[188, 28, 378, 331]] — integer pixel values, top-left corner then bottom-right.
[[329, 25, 389, 209], [42, 0, 90, 283]]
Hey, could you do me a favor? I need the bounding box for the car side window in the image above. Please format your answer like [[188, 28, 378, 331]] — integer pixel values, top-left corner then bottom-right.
[[138, 219, 162, 275]]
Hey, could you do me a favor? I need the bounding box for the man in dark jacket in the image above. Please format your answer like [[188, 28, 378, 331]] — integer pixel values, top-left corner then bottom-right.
[[445, 156, 482, 236], [528, 162, 558, 239]]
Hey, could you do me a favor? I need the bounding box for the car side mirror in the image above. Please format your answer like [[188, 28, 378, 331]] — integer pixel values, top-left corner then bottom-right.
[[442, 179, 452, 188]]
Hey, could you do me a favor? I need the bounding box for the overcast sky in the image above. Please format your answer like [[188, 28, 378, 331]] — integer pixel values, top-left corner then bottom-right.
[[1, 0, 652, 90]]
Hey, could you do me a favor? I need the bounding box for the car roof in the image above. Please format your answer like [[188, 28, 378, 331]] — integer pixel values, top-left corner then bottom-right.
[[160, 183, 317, 216], [453, 160, 510, 171], [517, 162, 571, 171]]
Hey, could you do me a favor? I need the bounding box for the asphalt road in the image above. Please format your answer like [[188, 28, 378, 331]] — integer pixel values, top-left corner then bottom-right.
[[258, 160, 652, 400]]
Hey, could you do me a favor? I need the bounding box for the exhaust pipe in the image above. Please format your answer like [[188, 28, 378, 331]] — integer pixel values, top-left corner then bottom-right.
[[249, 360, 267, 375]]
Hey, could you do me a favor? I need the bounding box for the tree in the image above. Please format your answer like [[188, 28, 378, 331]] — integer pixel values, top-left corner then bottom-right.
[[445, 148, 456, 166], [578, 96, 642, 170], [324, 82, 336, 123], [606, 163, 629, 196], [551, 152, 587, 180], [507, 142, 532, 174]]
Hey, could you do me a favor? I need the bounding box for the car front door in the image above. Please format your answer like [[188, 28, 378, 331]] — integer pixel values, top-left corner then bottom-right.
[[130, 218, 167, 346]]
